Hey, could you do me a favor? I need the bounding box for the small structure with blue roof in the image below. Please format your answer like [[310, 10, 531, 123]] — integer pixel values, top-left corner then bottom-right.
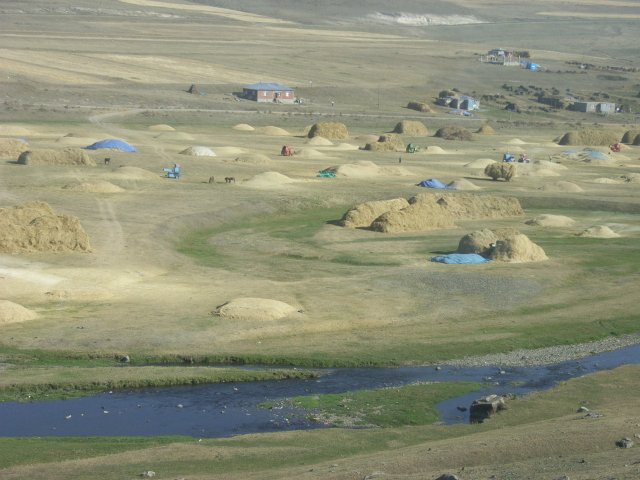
[[242, 82, 295, 103]]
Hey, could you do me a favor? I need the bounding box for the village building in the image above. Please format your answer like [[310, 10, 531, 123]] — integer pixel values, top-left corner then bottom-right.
[[480, 48, 522, 66], [571, 101, 616, 114], [241, 82, 295, 103]]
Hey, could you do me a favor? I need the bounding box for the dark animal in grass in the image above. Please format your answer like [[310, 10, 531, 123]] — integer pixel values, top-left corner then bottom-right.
[[225, 177, 235, 183], [104, 157, 111, 165]]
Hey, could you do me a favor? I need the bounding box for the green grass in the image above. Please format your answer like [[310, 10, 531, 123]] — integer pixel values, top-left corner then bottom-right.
[[283, 381, 480, 427]]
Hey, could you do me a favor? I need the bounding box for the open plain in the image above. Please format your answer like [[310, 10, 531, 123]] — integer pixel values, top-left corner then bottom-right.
[[1, 0, 640, 478]]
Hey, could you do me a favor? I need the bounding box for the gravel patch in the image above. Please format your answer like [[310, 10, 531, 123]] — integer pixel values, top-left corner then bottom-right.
[[442, 334, 640, 367]]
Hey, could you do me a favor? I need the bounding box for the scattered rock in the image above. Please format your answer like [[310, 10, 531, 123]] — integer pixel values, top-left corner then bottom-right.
[[577, 406, 589, 413], [435, 474, 459, 480], [616, 437, 634, 449], [140, 470, 156, 477], [470, 394, 510, 423], [120, 355, 130, 363]]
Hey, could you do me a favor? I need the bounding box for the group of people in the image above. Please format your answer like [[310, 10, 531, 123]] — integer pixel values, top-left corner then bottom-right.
[[503, 152, 530, 163]]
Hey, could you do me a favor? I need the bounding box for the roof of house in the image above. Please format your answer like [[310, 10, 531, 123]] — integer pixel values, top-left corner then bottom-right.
[[243, 82, 293, 91]]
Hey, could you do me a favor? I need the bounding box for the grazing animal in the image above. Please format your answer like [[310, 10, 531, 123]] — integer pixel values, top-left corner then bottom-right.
[[225, 177, 236, 183], [208, 176, 215, 184], [104, 157, 111, 165]]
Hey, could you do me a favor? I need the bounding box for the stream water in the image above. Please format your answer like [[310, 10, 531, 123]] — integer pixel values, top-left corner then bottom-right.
[[1, 344, 639, 438]]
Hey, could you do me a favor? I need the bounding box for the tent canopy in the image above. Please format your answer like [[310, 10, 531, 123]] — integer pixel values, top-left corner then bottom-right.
[[84, 139, 137, 152], [416, 178, 448, 189]]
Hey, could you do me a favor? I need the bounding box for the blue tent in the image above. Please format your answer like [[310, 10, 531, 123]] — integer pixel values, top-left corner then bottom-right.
[[430, 254, 490, 265], [84, 139, 137, 152], [416, 178, 448, 189], [526, 62, 539, 71]]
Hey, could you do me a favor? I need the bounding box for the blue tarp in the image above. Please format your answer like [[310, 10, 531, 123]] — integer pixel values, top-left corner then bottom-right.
[[526, 62, 539, 71], [416, 178, 448, 189], [583, 149, 609, 161], [84, 139, 137, 152], [430, 254, 490, 265]]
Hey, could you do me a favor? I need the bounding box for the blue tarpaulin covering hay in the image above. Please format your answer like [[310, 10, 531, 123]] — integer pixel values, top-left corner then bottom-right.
[[430, 254, 490, 264], [583, 149, 609, 161], [416, 178, 448, 189], [84, 139, 137, 152]]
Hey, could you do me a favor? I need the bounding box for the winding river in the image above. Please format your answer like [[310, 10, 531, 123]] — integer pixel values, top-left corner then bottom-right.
[[1, 344, 639, 438]]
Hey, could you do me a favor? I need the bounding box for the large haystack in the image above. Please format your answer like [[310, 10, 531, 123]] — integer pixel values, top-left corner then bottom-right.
[[447, 179, 480, 190], [340, 198, 409, 228], [557, 129, 620, 146], [621, 130, 640, 144], [308, 122, 349, 140], [457, 228, 499, 256], [488, 233, 548, 263], [369, 192, 523, 233], [148, 124, 175, 132], [0, 139, 29, 157], [633, 135, 640, 146], [18, 148, 96, 166], [392, 120, 429, 136], [363, 134, 405, 152], [325, 160, 411, 178], [0, 201, 91, 253], [525, 214, 575, 227], [306, 136, 333, 146], [214, 298, 297, 321], [435, 126, 472, 141], [0, 300, 38, 324], [476, 124, 496, 135], [485, 163, 516, 181], [407, 101, 433, 113]]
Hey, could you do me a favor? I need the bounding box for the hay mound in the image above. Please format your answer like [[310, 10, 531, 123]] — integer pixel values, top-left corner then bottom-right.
[[447, 178, 480, 190], [578, 225, 620, 238], [215, 297, 297, 321], [425, 146, 449, 154], [0, 201, 91, 254], [308, 122, 349, 140], [18, 148, 96, 166], [232, 123, 255, 131], [557, 129, 620, 146], [369, 192, 523, 233], [466, 158, 496, 169], [591, 177, 622, 184], [56, 135, 99, 147], [243, 171, 296, 188], [488, 233, 548, 263], [296, 148, 325, 159], [435, 126, 472, 141], [506, 138, 527, 145], [485, 163, 516, 181], [633, 135, 640, 146], [0, 138, 29, 157], [407, 101, 432, 113], [257, 126, 291, 136], [148, 124, 175, 132], [340, 198, 409, 228], [476, 124, 495, 135], [621, 130, 640, 143], [0, 300, 37, 324], [364, 134, 404, 152], [534, 160, 567, 170], [155, 131, 194, 141], [334, 143, 359, 151], [306, 136, 333, 146], [0, 125, 32, 136], [214, 146, 245, 155], [228, 153, 271, 165], [457, 228, 499, 256], [180, 146, 216, 157], [540, 181, 584, 192], [63, 181, 125, 193], [327, 160, 411, 178], [525, 214, 575, 227], [357, 134, 381, 144], [392, 120, 429, 136], [113, 166, 159, 180]]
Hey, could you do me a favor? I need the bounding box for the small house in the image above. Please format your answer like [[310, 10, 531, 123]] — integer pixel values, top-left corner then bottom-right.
[[572, 101, 616, 114], [242, 82, 295, 103]]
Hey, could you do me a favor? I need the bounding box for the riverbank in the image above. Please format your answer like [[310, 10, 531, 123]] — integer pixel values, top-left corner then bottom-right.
[[442, 333, 640, 367]]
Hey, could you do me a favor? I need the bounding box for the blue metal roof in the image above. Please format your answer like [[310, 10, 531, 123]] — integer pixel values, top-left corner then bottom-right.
[[243, 82, 293, 91]]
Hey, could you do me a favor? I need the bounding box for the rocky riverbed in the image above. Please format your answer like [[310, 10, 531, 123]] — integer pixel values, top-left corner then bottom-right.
[[442, 334, 640, 368]]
